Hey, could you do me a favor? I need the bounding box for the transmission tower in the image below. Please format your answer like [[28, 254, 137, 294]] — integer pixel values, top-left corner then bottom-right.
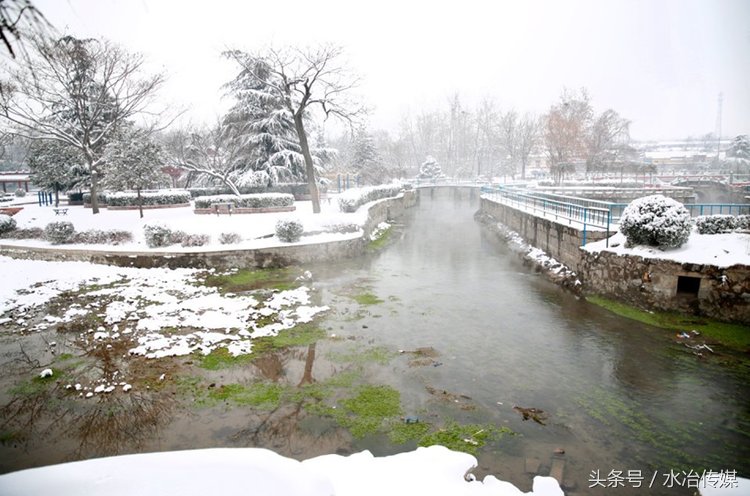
[[715, 92, 723, 161]]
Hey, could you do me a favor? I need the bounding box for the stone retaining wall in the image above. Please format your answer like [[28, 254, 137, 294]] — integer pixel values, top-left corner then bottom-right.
[[480, 197, 609, 271], [578, 250, 750, 324], [0, 190, 417, 270]]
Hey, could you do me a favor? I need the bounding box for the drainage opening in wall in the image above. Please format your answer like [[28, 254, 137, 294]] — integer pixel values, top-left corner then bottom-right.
[[676, 275, 701, 296]]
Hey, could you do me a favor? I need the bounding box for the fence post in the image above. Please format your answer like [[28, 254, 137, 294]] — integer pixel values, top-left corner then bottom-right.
[[606, 209, 611, 248], [582, 208, 588, 246]]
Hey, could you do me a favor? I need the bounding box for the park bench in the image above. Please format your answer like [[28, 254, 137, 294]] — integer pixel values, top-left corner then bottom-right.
[[53, 208, 69, 216], [212, 202, 233, 215]]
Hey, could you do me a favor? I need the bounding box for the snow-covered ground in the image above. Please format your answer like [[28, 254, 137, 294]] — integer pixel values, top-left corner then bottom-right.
[[0, 446, 565, 496], [1, 197, 371, 252], [584, 231, 750, 267]]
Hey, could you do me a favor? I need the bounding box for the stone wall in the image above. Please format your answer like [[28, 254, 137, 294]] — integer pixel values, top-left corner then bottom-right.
[[579, 250, 750, 324], [0, 190, 417, 270], [480, 197, 609, 271]]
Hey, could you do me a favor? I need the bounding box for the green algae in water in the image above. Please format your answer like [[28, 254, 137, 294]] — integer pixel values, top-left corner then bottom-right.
[[368, 226, 392, 251], [389, 420, 431, 445], [352, 292, 384, 305], [208, 382, 283, 409], [587, 295, 750, 351], [318, 384, 402, 439], [418, 422, 513, 456], [327, 345, 396, 365]]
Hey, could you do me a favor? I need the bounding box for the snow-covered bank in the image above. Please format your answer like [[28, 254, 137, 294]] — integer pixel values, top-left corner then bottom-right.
[[583, 231, 750, 268], [0, 446, 564, 496], [1, 198, 370, 252]]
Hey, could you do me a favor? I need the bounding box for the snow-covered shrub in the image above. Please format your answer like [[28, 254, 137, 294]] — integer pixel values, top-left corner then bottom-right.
[[14, 188, 26, 197], [219, 232, 242, 245], [337, 184, 403, 213], [619, 195, 692, 249], [275, 219, 304, 243], [169, 230, 187, 245], [417, 156, 444, 180], [735, 215, 750, 231], [0, 227, 42, 239], [73, 229, 133, 245], [82, 192, 108, 205], [143, 224, 173, 248], [0, 214, 16, 234], [324, 223, 360, 234], [694, 215, 738, 235], [44, 221, 76, 244], [181, 233, 209, 247], [194, 193, 295, 209], [107, 191, 192, 207]]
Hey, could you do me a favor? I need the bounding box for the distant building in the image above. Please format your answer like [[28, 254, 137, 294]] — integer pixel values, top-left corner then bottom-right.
[[0, 172, 31, 193]]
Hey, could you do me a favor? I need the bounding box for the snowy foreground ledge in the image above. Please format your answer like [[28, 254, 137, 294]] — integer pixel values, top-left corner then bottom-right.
[[0, 446, 564, 496]]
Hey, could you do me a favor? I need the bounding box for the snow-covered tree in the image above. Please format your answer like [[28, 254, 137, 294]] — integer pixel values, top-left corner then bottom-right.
[[222, 55, 306, 184], [418, 155, 443, 180], [167, 124, 245, 196], [724, 135, 750, 172], [27, 138, 87, 206], [544, 88, 593, 178], [224, 45, 364, 213], [0, 36, 166, 214], [586, 109, 630, 172], [103, 127, 165, 218], [350, 125, 387, 184]]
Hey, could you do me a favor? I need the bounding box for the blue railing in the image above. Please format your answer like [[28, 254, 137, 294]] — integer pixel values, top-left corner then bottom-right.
[[480, 186, 750, 247], [480, 186, 613, 246]]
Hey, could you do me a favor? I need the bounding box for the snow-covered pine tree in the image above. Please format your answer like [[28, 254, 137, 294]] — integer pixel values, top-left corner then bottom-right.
[[27, 138, 89, 206], [103, 126, 165, 218], [725, 135, 750, 172], [350, 125, 388, 184]]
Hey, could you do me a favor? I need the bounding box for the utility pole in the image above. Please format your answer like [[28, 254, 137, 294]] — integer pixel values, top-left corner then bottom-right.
[[715, 92, 723, 163]]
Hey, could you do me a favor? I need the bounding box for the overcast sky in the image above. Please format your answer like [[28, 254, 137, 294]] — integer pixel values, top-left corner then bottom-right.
[[33, 0, 750, 141]]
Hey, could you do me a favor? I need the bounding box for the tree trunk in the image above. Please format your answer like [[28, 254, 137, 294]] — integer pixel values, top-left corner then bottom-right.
[[137, 187, 144, 219], [90, 166, 100, 214], [54, 185, 59, 207], [293, 113, 321, 214]]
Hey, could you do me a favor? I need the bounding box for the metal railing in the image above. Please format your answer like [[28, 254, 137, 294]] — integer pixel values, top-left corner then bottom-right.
[[481, 186, 750, 247], [481, 186, 613, 246]]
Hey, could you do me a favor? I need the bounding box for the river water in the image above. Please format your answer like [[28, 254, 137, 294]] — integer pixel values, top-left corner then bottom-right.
[[0, 187, 747, 495], [310, 187, 750, 494]]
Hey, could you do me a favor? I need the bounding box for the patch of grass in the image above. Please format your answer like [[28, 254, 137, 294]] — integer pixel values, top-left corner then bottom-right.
[[10, 371, 58, 396], [587, 295, 750, 351], [0, 430, 23, 444], [259, 324, 326, 350], [208, 382, 283, 409], [204, 267, 298, 293], [368, 226, 392, 251], [352, 292, 384, 305], [418, 422, 513, 455], [198, 347, 255, 370]]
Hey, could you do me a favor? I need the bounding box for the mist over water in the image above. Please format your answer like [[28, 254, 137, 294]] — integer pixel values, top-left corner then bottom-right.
[[313, 187, 750, 495]]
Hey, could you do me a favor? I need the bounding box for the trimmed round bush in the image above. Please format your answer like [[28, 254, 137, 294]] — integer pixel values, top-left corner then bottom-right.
[[14, 188, 26, 197], [72, 229, 133, 245], [694, 215, 738, 235], [181, 233, 209, 247], [619, 195, 692, 249], [0, 214, 17, 234], [143, 224, 173, 248], [736, 215, 750, 231], [219, 232, 242, 245], [44, 221, 76, 244], [275, 219, 304, 243]]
